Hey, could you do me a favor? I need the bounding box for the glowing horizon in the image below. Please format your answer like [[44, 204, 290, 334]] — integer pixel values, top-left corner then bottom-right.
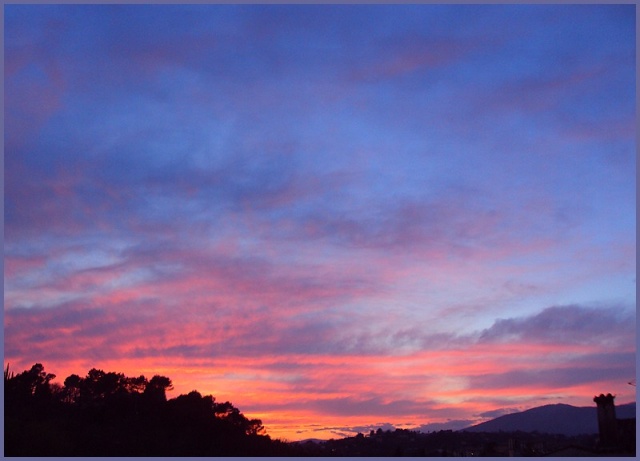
[[4, 4, 636, 443]]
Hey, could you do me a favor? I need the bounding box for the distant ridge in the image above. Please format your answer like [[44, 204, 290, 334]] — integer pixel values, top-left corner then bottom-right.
[[462, 402, 636, 436], [294, 438, 325, 445]]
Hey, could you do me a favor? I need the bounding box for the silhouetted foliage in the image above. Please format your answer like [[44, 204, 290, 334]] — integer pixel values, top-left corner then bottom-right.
[[8, 363, 55, 399], [4, 363, 296, 456], [145, 374, 173, 402]]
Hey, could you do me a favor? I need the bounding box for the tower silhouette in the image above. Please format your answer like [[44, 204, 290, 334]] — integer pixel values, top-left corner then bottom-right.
[[593, 393, 617, 448]]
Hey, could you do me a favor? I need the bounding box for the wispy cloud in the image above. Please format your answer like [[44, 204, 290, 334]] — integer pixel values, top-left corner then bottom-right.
[[479, 304, 636, 347]]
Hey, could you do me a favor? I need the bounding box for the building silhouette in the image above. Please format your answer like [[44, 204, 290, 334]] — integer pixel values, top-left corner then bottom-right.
[[593, 393, 617, 448]]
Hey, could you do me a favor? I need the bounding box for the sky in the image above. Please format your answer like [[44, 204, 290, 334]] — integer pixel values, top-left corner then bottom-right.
[[3, 4, 636, 441]]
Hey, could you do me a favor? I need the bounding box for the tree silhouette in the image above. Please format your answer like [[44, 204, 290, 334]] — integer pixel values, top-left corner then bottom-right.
[[5, 362, 56, 404], [4, 362, 294, 456], [62, 374, 82, 404], [144, 374, 173, 402]]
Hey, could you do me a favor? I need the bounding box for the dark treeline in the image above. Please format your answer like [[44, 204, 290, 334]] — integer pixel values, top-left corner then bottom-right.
[[4, 363, 298, 456]]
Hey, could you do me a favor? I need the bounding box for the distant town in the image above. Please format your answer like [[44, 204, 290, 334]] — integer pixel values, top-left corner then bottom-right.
[[292, 395, 636, 457]]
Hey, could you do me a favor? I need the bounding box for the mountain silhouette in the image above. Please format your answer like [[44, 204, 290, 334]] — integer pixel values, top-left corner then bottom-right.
[[462, 402, 636, 436]]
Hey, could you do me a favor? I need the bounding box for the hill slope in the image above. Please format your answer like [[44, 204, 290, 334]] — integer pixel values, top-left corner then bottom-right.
[[462, 402, 636, 436]]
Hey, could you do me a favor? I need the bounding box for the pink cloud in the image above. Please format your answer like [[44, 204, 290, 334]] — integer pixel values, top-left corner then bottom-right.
[[4, 255, 48, 278], [5, 301, 634, 442]]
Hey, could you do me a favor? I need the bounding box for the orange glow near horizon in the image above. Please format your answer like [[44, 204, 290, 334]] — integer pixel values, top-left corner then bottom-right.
[[6, 338, 635, 442]]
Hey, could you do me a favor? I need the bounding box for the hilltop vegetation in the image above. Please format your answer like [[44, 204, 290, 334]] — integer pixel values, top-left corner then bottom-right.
[[4, 363, 296, 456]]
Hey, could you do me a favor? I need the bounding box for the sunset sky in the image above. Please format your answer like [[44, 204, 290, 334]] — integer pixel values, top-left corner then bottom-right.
[[4, 4, 636, 441]]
